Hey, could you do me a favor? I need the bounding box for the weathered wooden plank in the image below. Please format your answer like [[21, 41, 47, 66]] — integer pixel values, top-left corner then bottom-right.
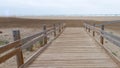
[[21, 28, 53, 45], [46, 27, 54, 32], [0, 48, 20, 63], [21, 31, 44, 44], [29, 60, 117, 67], [0, 40, 20, 54], [46, 30, 54, 35], [21, 35, 44, 49], [102, 31, 120, 47]]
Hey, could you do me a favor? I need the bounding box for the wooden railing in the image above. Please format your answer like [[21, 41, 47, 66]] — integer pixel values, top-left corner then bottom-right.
[[0, 23, 66, 68], [84, 23, 120, 47], [84, 23, 120, 66]]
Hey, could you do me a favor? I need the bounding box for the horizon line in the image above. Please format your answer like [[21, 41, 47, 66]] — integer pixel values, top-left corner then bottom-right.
[[1, 14, 120, 17]]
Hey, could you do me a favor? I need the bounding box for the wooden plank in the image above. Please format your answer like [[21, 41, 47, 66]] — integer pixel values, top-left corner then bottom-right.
[[46, 30, 54, 35], [46, 27, 54, 32], [21, 26, 55, 44], [102, 31, 120, 47], [21, 35, 44, 49], [29, 60, 117, 67], [21, 26, 54, 45], [0, 40, 20, 54], [0, 48, 20, 63], [21, 31, 44, 44]]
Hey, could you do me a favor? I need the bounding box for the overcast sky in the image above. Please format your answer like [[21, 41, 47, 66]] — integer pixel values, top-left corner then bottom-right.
[[0, 0, 120, 16]]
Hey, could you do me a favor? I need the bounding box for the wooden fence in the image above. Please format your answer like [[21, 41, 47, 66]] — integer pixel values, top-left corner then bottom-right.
[[0, 23, 66, 68], [84, 23, 120, 66], [84, 23, 120, 47]]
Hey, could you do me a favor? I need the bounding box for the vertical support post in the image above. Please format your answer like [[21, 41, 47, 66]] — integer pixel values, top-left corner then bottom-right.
[[86, 25, 88, 31], [85, 24, 87, 31], [88, 27, 90, 32], [62, 23, 64, 31], [59, 23, 61, 33], [53, 24, 56, 37], [84, 23, 86, 30], [93, 24, 95, 37], [61, 23, 63, 31], [43, 24, 47, 45], [13, 30, 24, 68], [62, 23, 65, 30], [100, 25, 104, 45], [84, 24, 86, 30], [63, 23, 65, 29], [13, 30, 21, 41], [87, 24, 88, 32]]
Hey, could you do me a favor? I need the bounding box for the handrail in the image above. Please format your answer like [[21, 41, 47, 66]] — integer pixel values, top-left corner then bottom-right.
[[84, 23, 120, 47], [0, 23, 66, 68], [0, 40, 20, 54], [95, 21, 120, 27], [21, 35, 44, 49]]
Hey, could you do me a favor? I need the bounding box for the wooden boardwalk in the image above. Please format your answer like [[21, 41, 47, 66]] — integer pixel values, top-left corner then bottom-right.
[[27, 28, 119, 68]]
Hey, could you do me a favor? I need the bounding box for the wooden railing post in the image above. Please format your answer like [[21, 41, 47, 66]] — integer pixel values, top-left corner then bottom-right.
[[53, 24, 56, 37], [43, 24, 47, 45], [62, 23, 64, 31], [93, 24, 95, 37], [13, 30, 24, 68], [88, 27, 90, 32], [63, 23, 65, 29], [59, 23, 61, 33], [86, 25, 88, 31], [100, 25, 104, 45], [61, 23, 63, 30], [62, 23, 65, 30], [85, 24, 87, 30], [13, 30, 21, 41]]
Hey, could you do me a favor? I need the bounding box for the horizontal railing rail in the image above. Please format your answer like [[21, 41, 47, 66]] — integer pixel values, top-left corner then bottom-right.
[[0, 23, 66, 68], [84, 23, 120, 47]]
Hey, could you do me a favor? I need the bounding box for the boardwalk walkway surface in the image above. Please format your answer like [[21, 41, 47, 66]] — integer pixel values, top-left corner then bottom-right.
[[27, 28, 119, 68]]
